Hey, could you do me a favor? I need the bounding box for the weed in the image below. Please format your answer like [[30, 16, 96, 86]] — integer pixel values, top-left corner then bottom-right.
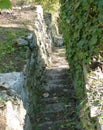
[[0, 27, 29, 72]]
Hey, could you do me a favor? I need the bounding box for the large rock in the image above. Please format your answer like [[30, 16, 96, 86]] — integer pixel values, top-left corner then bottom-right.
[[54, 35, 64, 47], [0, 72, 26, 130], [0, 72, 24, 94]]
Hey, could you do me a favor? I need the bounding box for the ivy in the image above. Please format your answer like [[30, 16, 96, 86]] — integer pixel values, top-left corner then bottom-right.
[[0, 0, 12, 9], [60, 0, 103, 98], [60, 0, 103, 129], [34, 0, 59, 12]]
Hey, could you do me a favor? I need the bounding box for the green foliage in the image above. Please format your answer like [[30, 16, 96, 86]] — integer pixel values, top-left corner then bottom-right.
[[0, 0, 12, 9], [0, 28, 29, 72], [0, 96, 6, 105], [60, 0, 103, 129], [60, 0, 103, 98], [77, 99, 97, 130], [31, 0, 59, 12]]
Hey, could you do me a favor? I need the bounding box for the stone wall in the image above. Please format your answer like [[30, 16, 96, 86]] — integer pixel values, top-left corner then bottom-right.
[[0, 5, 53, 130], [83, 64, 103, 130], [0, 72, 26, 130], [24, 6, 53, 130]]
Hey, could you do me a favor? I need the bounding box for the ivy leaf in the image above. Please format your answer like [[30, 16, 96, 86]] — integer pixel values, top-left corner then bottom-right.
[[83, 0, 89, 7], [0, 0, 12, 9], [90, 36, 97, 45], [98, 13, 103, 22], [98, 0, 103, 7], [78, 40, 84, 48], [74, 2, 80, 11]]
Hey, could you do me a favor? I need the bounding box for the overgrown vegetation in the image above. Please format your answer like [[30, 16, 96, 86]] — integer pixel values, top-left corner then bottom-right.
[[0, 0, 60, 73], [1, 0, 101, 129], [60, 0, 103, 129], [0, 28, 29, 72], [34, 0, 59, 12], [0, 0, 31, 72], [0, 0, 12, 9]]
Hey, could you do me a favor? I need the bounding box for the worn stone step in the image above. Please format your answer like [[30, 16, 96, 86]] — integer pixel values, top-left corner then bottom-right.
[[52, 59, 68, 63], [46, 68, 69, 75], [37, 111, 66, 123], [43, 103, 65, 113], [44, 84, 69, 91], [37, 120, 70, 130], [46, 88, 75, 97], [51, 65, 69, 69], [47, 79, 67, 85], [52, 60, 67, 64], [35, 47, 79, 130], [46, 71, 68, 77], [41, 97, 59, 104], [47, 74, 68, 80]]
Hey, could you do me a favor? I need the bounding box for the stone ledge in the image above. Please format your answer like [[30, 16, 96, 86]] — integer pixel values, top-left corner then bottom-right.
[[0, 72, 26, 130]]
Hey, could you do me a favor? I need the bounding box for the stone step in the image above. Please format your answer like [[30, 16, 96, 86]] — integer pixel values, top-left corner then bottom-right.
[[46, 73, 72, 80], [46, 88, 75, 97], [37, 120, 70, 130], [47, 74, 68, 80], [41, 97, 59, 104], [44, 84, 69, 91], [51, 65, 69, 68], [43, 103, 65, 113], [37, 111, 66, 123], [51, 59, 68, 63], [47, 79, 67, 85], [46, 71, 67, 77], [46, 68, 69, 75]]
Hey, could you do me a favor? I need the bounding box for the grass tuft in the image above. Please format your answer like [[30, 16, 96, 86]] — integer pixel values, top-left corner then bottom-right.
[[0, 27, 30, 73]]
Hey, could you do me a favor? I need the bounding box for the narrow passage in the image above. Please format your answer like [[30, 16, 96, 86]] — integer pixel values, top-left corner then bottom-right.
[[36, 47, 79, 130]]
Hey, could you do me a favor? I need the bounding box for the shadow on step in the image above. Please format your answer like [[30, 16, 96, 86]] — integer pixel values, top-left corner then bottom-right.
[[34, 67, 81, 130]]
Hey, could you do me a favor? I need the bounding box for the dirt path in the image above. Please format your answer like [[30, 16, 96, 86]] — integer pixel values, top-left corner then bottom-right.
[[35, 47, 79, 130]]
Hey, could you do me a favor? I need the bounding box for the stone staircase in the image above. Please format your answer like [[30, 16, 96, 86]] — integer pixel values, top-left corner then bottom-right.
[[35, 47, 79, 130]]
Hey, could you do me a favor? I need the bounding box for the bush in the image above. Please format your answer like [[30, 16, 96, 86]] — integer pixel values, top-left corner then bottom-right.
[[60, 0, 103, 129], [60, 0, 103, 99], [0, 0, 12, 9]]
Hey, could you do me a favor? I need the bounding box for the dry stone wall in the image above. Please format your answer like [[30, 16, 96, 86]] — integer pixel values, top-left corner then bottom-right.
[[83, 64, 103, 130], [24, 6, 53, 130], [0, 5, 53, 130]]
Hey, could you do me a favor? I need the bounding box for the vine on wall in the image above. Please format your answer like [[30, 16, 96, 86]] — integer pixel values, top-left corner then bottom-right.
[[60, 0, 103, 99], [60, 0, 103, 129]]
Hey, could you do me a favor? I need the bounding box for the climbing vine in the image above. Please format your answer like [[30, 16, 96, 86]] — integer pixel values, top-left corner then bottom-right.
[[60, 0, 103, 129], [0, 0, 12, 9], [60, 0, 103, 98], [31, 0, 59, 12]]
